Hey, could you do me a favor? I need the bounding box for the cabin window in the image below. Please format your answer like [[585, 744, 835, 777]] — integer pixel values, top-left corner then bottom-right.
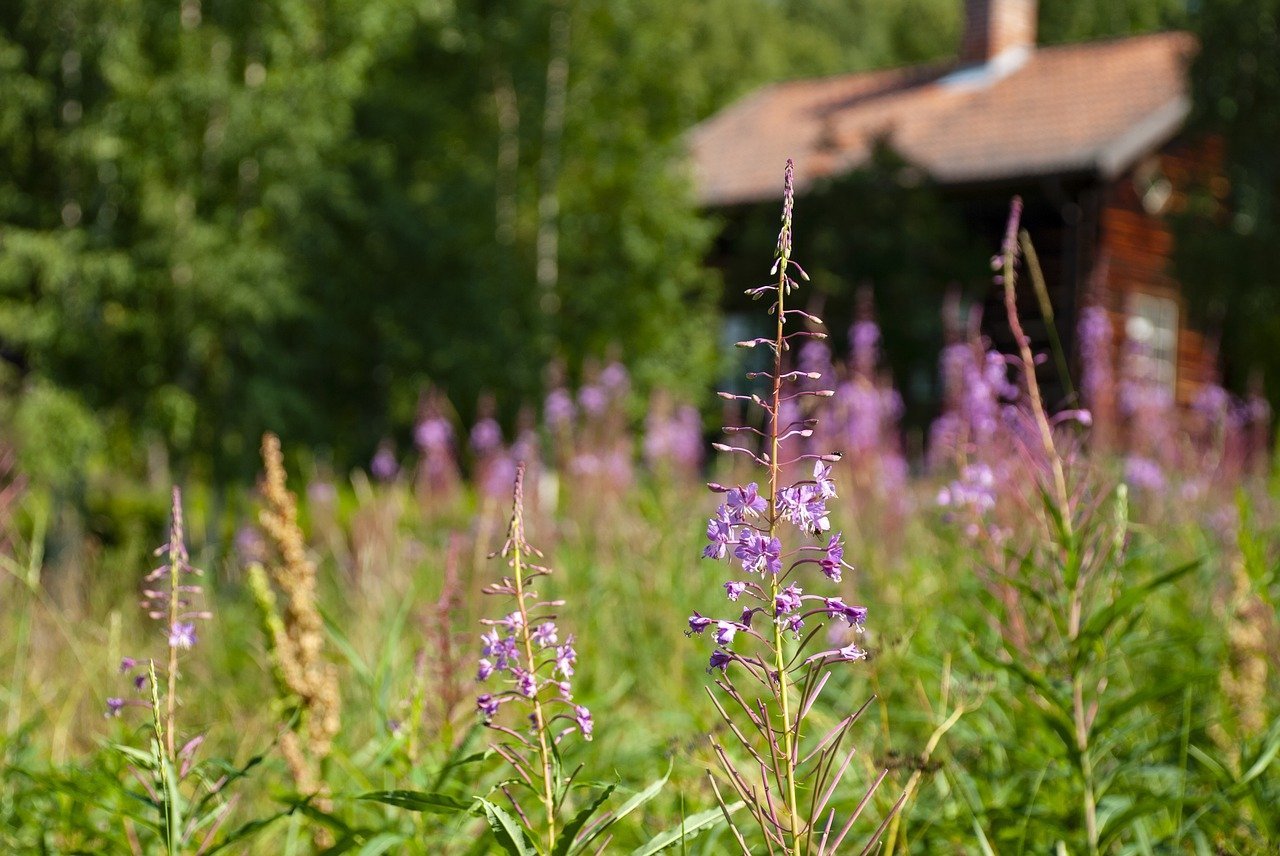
[[1124, 292, 1178, 393]]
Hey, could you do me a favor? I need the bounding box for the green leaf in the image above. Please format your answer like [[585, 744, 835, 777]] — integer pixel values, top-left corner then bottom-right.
[[553, 784, 614, 856], [109, 742, 158, 768], [629, 803, 743, 856], [475, 798, 537, 856], [201, 808, 293, 854], [576, 763, 670, 851], [359, 790, 472, 814], [357, 832, 409, 855], [1076, 558, 1200, 653]]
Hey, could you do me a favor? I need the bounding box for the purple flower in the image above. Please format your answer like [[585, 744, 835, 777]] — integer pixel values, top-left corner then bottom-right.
[[105, 697, 125, 718], [1079, 304, 1113, 410], [824, 598, 868, 626], [937, 464, 997, 514], [118, 657, 137, 674], [545, 388, 575, 428], [414, 417, 452, 451], [531, 621, 558, 649], [1124, 455, 1166, 492], [482, 455, 518, 500], [734, 531, 782, 576], [477, 658, 495, 681], [812, 461, 837, 500], [850, 319, 881, 377], [713, 621, 738, 646], [477, 694, 501, 721], [708, 649, 732, 672], [574, 705, 594, 740], [703, 512, 736, 560], [554, 641, 577, 678], [168, 622, 197, 650], [371, 443, 399, 482], [819, 534, 844, 581], [724, 581, 747, 601], [774, 584, 803, 617], [688, 613, 712, 635], [837, 642, 868, 661], [727, 483, 768, 519], [470, 418, 503, 456], [515, 668, 537, 698], [480, 629, 503, 657], [776, 485, 830, 534], [600, 362, 629, 392], [579, 385, 607, 416]]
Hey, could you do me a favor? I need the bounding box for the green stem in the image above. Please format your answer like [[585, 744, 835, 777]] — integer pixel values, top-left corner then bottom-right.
[[770, 249, 801, 855], [512, 514, 557, 852]]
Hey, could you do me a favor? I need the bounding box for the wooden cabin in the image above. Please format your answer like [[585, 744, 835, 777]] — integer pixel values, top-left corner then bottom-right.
[[688, 0, 1219, 414]]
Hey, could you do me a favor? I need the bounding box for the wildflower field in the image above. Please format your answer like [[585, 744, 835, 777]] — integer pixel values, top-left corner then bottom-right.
[[2, 179, 1279, 855]]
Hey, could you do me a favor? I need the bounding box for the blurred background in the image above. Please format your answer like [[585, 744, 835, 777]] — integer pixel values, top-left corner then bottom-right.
[[0, 0, 1277, 494]]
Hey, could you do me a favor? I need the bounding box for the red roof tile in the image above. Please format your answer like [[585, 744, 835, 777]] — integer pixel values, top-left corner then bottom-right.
[[689, 32, 1196, 206]]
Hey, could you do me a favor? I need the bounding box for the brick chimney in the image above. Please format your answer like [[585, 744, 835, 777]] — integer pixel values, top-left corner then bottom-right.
[[961, 0, 1037, 65]]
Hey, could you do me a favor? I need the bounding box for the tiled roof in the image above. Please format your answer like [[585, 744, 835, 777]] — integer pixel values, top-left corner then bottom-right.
[[688, 32, 1196, 206]]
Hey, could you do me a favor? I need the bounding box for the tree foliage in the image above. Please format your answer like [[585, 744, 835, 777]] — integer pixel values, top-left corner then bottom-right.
[[0, 0, 1206, 482]]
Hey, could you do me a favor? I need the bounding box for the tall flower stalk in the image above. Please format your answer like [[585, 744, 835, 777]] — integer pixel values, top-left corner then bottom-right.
[[692, 160, 899, 854], [133, 486, 210, 761], [475, 462, 593, 853]]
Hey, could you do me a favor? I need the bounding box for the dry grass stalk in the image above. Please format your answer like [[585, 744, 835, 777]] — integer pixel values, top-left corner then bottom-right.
[[1222, 558, 1270, 741], [255, 433, 341, 804]]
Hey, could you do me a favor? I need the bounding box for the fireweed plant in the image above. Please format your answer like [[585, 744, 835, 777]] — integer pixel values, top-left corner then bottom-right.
[[940, 197, 1206, 853], [690, 160, 901, 854], [367, 462, 679, 854], [105, 488, 267, 854], [473, 461, 595, 853]]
